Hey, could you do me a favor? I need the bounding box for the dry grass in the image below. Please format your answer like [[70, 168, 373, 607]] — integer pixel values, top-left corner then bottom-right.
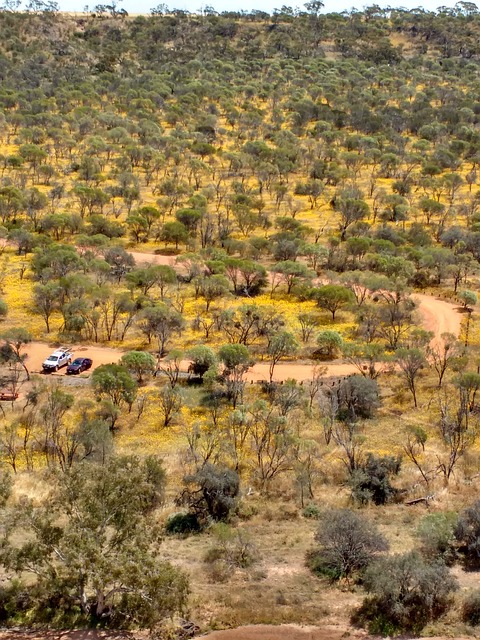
[[160, 510, 337, 630], [0, 41, 479, 638]]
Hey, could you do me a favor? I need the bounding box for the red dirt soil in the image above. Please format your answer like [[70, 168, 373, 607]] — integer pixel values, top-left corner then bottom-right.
[[21, 345, 358, 384], [129, 250, 463, 346], [0, 627, 371, 640], [23, 343, 126, 377], [244, 361, 357, 382], [200, 624, 372, 639], [413, 294, 463, 347], [129, 251, 177, 268]]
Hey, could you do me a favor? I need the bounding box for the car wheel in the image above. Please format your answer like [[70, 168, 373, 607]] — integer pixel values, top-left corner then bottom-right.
[[54, 366, 58, 372]]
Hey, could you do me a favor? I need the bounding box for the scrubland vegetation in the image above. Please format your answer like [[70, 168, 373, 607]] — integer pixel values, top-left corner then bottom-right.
[[1, 3, 480, 637]]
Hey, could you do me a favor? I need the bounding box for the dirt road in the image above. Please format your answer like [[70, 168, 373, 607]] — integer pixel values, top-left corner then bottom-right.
[[129, 252, 464, 345], [244, 361, 357, 382], [16, 295, 463, 384], [129, 251, 464, 347], [129, 251, 177, 267], [413, 294, 463, 347], [20, 344, 359, 384], [0, 270, 468, 640], [200, 625, 372, 640], [23, 343, 125, 377]]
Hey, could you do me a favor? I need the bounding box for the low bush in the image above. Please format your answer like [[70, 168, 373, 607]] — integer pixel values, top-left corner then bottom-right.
[[310, 508, 388, 581], [179, 463, 240, 523], [303, 503, 322, 519], [462, 589, 480, 626], [354, 551, 458, 635], [455, 500, 480, 568], [349, 453, 401, 505], [415, 512, 458, 564], [204, 523, 258, 570], [165, 512, 201, 535], [336, 375, 380, 421]]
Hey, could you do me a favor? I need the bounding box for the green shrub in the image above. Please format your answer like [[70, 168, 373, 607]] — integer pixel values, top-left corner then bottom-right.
[[307, 553, 342, 581], [303, 503, 322, 519], [462, 590, 480, 626], [337, 375, 380, 420], [180, 463, 240, 522], [415, 512, 458, 564], [354, 552, 458, 635], [204, 523, 258, 570], [455, 500, 480, 568], [311, 508, 388, 581], [315, 330, 343, 359], [165, 512, 201, 535], [349, 453, 401, 505]]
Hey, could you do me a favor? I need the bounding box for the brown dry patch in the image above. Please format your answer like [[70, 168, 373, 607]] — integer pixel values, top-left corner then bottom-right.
[[157, 496, 382, 633], [200, 624, 372, 640]]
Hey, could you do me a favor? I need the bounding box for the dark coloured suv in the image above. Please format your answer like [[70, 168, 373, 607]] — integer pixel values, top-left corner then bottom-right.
[[66, 357, 93, 375]]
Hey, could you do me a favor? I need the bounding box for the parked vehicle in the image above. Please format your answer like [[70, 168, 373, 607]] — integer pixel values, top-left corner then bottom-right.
[[0, 391, 18, 401], [42, 348, 73, 373], [66, 357, 93, 375]]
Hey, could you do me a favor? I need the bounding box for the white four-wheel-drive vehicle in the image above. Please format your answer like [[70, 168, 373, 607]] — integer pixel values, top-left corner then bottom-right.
[[42, 348, 73, 372]]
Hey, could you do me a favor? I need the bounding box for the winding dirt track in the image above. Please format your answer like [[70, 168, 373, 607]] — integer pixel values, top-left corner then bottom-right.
[[244, 361, 357, 382], [252, 294, 464, 381], [21, 343, 359, 383], [17, 252, 464, 384], [129, 251, 463, 343], [200, 630, 469, 640], [413, 293, 463, 347]]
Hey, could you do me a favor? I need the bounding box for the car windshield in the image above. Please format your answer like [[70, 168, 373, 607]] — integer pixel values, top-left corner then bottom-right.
[[47, 356, 58, 362], [71, 359, 83, 365]]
